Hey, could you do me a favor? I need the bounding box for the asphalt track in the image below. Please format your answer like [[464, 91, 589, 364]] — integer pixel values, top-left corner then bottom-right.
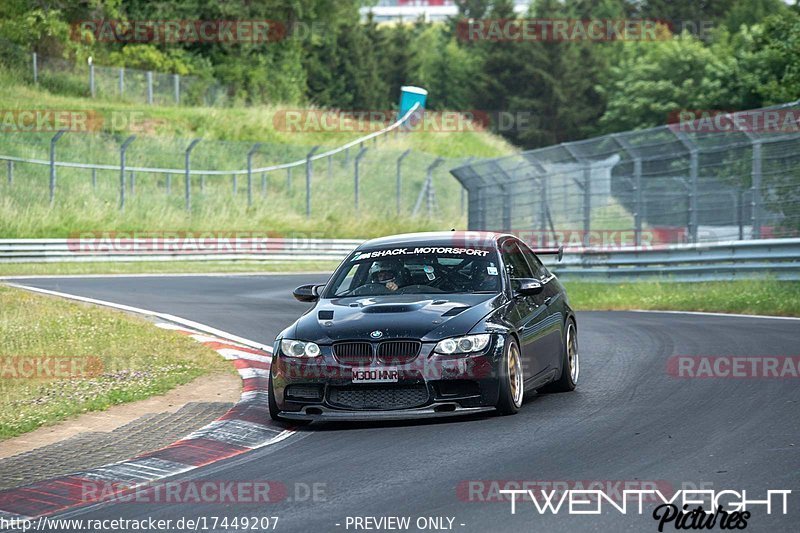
[[10, 274, 800, 532]]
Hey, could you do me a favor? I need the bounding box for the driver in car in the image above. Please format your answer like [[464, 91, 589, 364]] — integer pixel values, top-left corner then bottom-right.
[[370, 260, 404, 292]]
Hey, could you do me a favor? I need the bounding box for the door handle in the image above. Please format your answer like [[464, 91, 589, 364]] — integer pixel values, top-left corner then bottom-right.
[[543, 296, 552, 305]]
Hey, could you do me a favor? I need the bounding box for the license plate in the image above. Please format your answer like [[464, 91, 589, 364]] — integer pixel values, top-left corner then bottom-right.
[[352, 367, 399, 383]]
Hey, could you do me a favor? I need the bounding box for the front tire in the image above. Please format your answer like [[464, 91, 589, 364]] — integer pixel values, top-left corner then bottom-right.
[[496, 337, 524, 415], [541, 318, 579, 393]]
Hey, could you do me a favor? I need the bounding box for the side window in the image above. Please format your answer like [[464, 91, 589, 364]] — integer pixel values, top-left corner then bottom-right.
[[500, 240, 534, 280], [518, 242, 550, 279]]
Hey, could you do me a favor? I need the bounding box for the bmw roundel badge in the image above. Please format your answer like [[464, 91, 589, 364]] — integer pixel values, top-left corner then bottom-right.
[[370, 330, 384, 339]]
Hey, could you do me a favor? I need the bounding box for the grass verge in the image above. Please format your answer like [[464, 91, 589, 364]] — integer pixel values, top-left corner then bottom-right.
[[0, 285, 232, 439], [0, 260, 340, 277], [0, 67, 515, 239], [564, 280, 800, 317]]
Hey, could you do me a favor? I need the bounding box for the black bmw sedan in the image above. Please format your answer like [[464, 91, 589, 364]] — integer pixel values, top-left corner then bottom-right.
[[269, 231, 579, 421]]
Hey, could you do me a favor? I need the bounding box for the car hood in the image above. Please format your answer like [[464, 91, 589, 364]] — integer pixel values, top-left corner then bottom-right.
[[291, 293, 506, 344]]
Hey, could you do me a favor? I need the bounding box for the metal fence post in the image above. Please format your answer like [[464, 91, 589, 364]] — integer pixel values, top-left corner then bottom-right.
[[539, 177, 548, 235], [173, 74, 180, 105], [49, 130, 66, 206], [32, 52, 38, 84], [89, 62, 95, 98], [327, 154, 333, 180], [200, 175, 205, 192], [478, 187, 485, 229], [233, 174, 237, 195], [261, 172, 267, 198], [305, 146, 320, 218], [91, 168, 97, 189], [674, 131, 699, 243], [737, 190, 745, 241], [354, 147, 368, 210], [582, 166, 592, 246], [413, 158, 444, 218], [184, 138, 202, 211], [287, 166, 293, 193], [247, 143, 261, 207], [146, 71, 153, 105], [751, 140, 762, 239], [130, 171, 135, 195], [119, 135, 136, 210], [6, 160, 12, 185], [728, 114, 764, 241], [460, 157, 475, 217], [396, 149, 411, 216], [426, 158, 444, 217], [612, 134, 643, 246], [118, 68, 124, 96]]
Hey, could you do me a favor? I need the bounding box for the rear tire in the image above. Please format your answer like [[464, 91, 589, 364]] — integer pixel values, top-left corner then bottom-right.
[[541, 318, 579, 393], [268, 373, 284, 422], [496, 337, 524, 415]]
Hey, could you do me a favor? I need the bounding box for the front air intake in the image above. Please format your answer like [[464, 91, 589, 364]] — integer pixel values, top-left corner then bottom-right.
[[332, 342, 373, 365], [377, 341, 421, 364]]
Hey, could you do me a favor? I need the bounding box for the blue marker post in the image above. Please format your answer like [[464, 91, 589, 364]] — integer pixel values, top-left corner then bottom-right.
[[399, 86, 427, 130]]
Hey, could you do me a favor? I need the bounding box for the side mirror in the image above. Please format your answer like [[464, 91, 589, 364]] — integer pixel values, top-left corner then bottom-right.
[[514, 278, 544, 297], [293, 284, 321, 303]]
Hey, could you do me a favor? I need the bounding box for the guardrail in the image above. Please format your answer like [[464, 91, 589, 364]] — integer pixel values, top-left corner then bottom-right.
[[0, 238, 363, 264], [542, 238, 800, 282], [1, 237, 798, 281]]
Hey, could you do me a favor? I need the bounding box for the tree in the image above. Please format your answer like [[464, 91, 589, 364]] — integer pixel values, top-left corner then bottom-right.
[[596, 34, 739, 133]]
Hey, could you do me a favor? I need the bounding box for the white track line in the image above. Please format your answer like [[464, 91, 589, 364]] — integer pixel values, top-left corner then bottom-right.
[[629, 309, 800, 321], [4, 283, 272, 352], [0, 271, 331, 280], [0, 282, 299, 520]]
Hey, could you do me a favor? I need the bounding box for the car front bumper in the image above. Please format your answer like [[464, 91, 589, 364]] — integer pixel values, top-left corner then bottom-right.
[[271, 335, 507, 420]]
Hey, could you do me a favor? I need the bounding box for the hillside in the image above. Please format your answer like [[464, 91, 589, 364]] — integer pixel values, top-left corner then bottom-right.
[[0, 72, 515, 238]]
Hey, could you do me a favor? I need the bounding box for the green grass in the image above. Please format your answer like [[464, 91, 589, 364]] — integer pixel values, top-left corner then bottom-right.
[[0, 67, 514, 239], [564, 280, 800, 317], [0, 67, 514, 158], [0, 260, 339, 277], [0, 285, 231, 439]]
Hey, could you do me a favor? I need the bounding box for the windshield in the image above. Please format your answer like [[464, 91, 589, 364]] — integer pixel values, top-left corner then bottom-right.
[[325, 246, 502, 297]]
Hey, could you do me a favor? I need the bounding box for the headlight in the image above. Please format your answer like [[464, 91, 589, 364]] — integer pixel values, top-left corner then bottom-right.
[[280, 339, 321, 358], [434, 334, 491, 355]]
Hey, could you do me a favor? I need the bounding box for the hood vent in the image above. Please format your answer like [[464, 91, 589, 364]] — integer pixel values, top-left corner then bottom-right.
[[361, 303, 421, 314], [318, 310, 334, 320], [442, 306, 470, 317]]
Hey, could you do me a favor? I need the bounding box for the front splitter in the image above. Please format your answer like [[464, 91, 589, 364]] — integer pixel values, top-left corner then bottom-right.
[[278, 404, 495, 421]]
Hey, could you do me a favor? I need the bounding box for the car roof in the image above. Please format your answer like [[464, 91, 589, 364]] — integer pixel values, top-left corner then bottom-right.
[[356, 231, 512, 250]]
